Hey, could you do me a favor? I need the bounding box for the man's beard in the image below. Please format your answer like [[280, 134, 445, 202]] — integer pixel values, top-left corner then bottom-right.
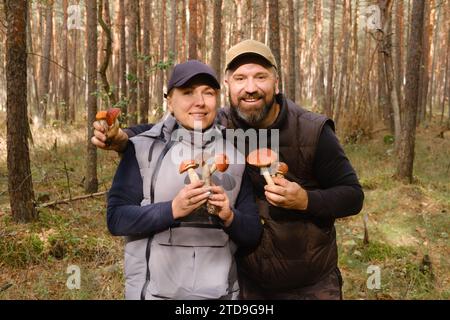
[[229, 92, 275, 126]]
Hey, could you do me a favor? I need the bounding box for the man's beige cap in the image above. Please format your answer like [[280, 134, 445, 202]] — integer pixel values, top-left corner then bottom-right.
[[225, 39, 277, 70]]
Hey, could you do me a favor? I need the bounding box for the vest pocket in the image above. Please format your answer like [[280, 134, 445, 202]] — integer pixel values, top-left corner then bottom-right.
[[147, 230, 233, 299]]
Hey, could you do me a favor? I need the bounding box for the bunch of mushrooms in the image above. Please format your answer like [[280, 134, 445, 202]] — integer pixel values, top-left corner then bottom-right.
[[179, 154, 229, 215]]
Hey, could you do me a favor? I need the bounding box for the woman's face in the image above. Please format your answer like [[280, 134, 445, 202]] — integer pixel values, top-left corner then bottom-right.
[[167, 83, 218, 130]]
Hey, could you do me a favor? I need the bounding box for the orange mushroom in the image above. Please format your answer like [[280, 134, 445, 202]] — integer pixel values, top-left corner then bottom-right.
[[246, 148, 277, 185], [179, 160, 200, 183], [273, 161, 289, 178], [95, 108, 121, 143], [209, 154, 229, 175]]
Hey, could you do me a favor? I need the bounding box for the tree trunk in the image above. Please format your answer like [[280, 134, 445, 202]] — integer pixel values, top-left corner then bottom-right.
[[395, 0, 425, 182], [394, 0, 404, 118], [325, 0, 335, 118], [38, 0, 53, 127], [61, 0, 69, 123], [211, 0, 223, 82], [181, 0, 187, 61], [417, 0, 434, 124], [139, 0, 151, 124], [335, 0, 350, 127], [156, 0, 165, 114], [268, 0, 282, 89], [126, 0, 138, 126], [380, 0, 402, 153], [85, 0, 98, 193], [26, 4, 40, 114], [5, 0, 37, 222], [428, 4, 441, 120], [442, 13, 450, 126], [188, 0, 198, 60], [234, 0, 244, 43], [169, 0, 177, 63], [286, 0, 296, 100], [98, 0, 115, 107], [312, 0, 325, 111], [119, 0, 127, 113], [70, 29, 77, 123]]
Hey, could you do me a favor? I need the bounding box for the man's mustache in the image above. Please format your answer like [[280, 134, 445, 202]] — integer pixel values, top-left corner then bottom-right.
[[239, 93, 263, 100]]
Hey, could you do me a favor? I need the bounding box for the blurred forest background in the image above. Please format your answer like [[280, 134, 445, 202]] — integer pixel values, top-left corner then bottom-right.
[[0, 0, 449, 299]]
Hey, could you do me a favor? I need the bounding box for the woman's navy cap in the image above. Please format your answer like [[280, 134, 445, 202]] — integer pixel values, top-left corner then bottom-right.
[[166, 60, 220, 95]]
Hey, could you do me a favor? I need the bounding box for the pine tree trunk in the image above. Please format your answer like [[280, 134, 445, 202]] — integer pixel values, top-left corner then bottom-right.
[[119, 0, 127, 110], [325, 0, 335, 118], [126, 0, 138, 125], [287, 0, 296, 100], [169, 0, 177, 62], [140, 0, 151, 124], [428, 4, 441, 120], [156, 0, 165, 114], [394, 0, 404, 117], [5, 0, 37, 222], [268, 0, 282, 89], [181, 0, 187, 61], [61, 0, 69, 123], [38, 0, 53, 127], [70, 29, 77, 123], [335, 0, 350, 126], [211, 0, 223, 82], [396, 0, 425, 182], [188, 0, 198, 60], [26, 5, 40, 114], [85, 0, 98, 193], [417, 0, 434, 124]]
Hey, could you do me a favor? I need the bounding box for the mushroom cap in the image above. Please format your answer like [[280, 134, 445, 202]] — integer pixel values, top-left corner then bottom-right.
[[275, 162, 289, 175], [215, 154, 229, 172], [106, 108, 121, 126], [95, 110, 107, 120], [179, 160, 198, 173], [246, 148, 277, 167]]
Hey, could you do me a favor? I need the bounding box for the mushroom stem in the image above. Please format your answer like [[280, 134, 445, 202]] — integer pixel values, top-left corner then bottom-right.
[[187, 168, 199, 183], [203, 163, 211, 186], [209, 163, 217, 175], [262, 168, 275, 185]]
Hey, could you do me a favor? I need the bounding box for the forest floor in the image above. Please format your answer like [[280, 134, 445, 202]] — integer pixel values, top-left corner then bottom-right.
[[0, 113, 449, 300]]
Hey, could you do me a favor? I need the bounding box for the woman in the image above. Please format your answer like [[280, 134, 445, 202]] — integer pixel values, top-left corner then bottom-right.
[[107, 60, 261, 300]]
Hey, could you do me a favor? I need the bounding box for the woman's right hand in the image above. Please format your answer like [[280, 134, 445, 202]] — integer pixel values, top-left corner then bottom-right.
[[91, 121, 129, 152], [172, 180, 211, 219]]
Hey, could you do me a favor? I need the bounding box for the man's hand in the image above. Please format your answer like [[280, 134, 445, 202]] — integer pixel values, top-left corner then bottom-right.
[[208, 185, 234, 227], [91, 121, 129, 152], [172, 181, 211, 219], [264, 176, 308, 210]]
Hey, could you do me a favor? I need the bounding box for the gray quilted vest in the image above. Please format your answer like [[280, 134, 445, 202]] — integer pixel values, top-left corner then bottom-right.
[[125, 115, 245, 300]]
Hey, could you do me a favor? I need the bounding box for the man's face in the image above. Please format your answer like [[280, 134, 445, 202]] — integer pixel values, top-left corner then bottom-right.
[[225, 62, 279, 125]]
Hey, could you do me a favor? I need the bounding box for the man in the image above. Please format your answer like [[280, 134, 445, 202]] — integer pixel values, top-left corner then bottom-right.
[[92, 40, 364, 299]]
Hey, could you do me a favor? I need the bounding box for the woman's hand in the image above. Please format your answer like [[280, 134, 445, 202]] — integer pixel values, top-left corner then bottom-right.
[[208, 186, 234, 227], [172, 181, 211, 219]]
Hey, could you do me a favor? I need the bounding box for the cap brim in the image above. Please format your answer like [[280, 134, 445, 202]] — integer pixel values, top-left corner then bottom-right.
[[226, 53, 276, 71], [173, 72, 220, 89]]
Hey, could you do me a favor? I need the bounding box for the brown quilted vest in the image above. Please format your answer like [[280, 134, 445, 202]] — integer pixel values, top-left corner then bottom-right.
[[218, 94, 338, 290]]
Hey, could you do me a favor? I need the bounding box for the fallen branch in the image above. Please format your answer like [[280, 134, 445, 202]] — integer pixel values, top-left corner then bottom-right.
[[0, 282, 13, 293], [36, 191, 108, 209]]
